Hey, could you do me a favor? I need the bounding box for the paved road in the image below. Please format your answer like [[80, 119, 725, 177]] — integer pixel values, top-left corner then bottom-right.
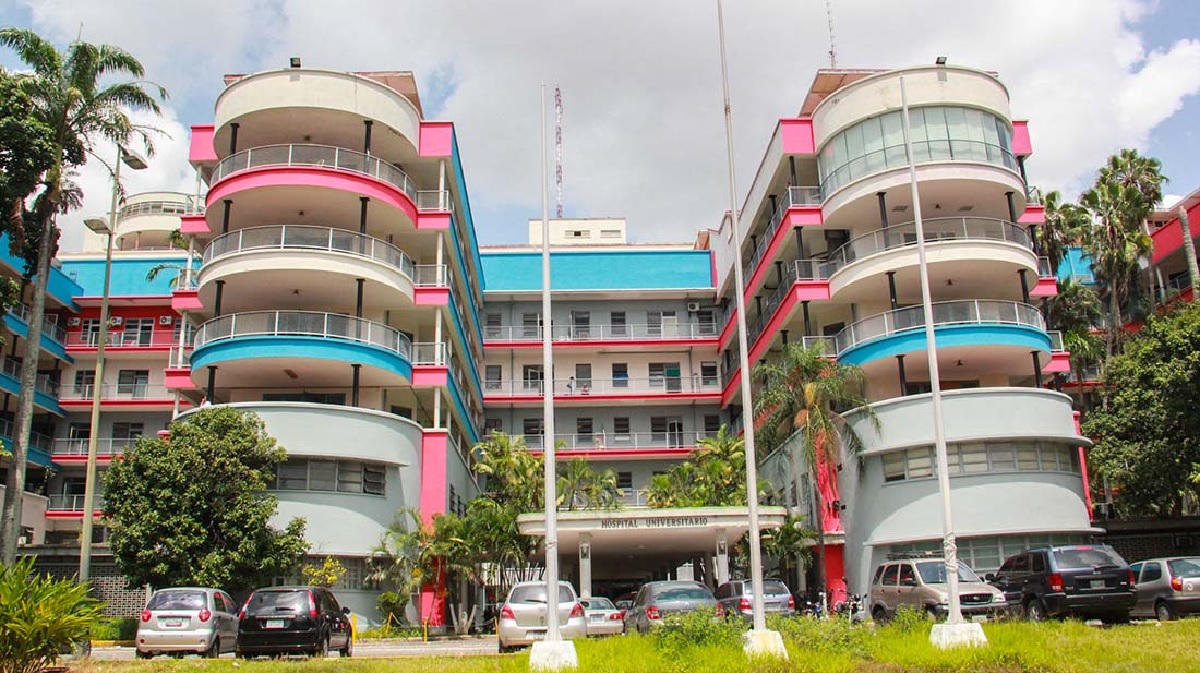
[[91, 638, 503, 661]]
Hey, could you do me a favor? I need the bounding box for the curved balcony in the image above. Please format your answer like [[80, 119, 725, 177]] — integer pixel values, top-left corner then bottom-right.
[[115, 192, 203, 251], [214, 69, 422, 164], [835, 300, 1049, 366], [190, 311, 413, 389], [206, 144, 419, 233], [198, 225, 428, 309], [824, 217, 1037, 300]]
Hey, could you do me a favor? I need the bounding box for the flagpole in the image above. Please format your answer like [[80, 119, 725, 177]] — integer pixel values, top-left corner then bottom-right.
[[716, 0, 785, 658], [899, 72, 986, 648]]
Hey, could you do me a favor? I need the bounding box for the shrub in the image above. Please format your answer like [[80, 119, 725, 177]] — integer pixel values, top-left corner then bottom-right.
[[359, 624, 424, 639], [89, 616, 139, 641], [652, 608, 743, 653], [377, 590, 410, 626], [0, 557, 104, 673], [767, 614, 873, 659], [886, 605, 932, 635]]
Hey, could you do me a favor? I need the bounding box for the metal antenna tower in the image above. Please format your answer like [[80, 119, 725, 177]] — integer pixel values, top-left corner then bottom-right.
[[554, 85, 564, 218], [825, 0, 838, 68]]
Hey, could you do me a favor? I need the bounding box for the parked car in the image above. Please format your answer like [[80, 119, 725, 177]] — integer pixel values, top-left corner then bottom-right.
[[1130, 556, 1200, 621], [987, 544, 1136, 623], [236, 586, 352, 658], [715, 578, 795, 621], [867, 555, 1006, 624], [623, 580, 721, 634], [579, 597, 625, 636], [497, 581, 587, 652], [135, 587, 239, 659]]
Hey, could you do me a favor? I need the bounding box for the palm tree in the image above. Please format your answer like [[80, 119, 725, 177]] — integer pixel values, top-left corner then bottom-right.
[[556, 458, 623, 510], [753, 342, 878, 611], [1039, 190, 1091, 274], [1177, 206, 1198, 302], [0, 28, 165, 562]]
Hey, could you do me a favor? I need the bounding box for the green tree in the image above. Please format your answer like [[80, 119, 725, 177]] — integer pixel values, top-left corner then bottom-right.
[[1083, 302, 1200, 517], [1176, 205, 1198, 302], [1039, 190, 1090, 273], [1046, 279, 1105, 409], [0, 27, 166, 562], [301, 556, 347, 588], [753, 341, 877, 609], [103, 407, 308, 590], [644, 426, 759, 508], [557, 457, 623, 510], [0, 557, 103, 673]]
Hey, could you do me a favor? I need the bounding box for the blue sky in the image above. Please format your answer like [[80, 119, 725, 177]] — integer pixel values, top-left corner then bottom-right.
[[3, 0, 1199, 251]]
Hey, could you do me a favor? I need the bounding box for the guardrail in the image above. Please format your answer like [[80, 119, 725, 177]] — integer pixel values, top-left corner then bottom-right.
[[745, 185, 822, 280], [748, 259, 830, 345], [483, 376, 722, 397], [0, 418, 52, 450], [835, 300, 1045, 354], [416, 190, 454, 213], [2, 357, 58, 396], [7, 303, 66, 344], [412, 342, 446, 365], [194, 311, 412, 360], [819, 139, 1018, 197], [50, 437, 139, 457], [483, 323, 719, 342], [822, 218, 1032, 278], [65, 332, 179, 348], [212, 144, 416, 200], [58, 383, 174, 401], [515, 431, 716, 450], [203, 225, 418, 279], [118, 195, 204, 220], [47, 494, 105, 511]]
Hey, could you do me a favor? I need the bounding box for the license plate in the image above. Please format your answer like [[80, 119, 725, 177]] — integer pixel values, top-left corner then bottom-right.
[[162, 619, 184, 628], [1089, 580, 1105, 590], [265, 619, 287, 629]]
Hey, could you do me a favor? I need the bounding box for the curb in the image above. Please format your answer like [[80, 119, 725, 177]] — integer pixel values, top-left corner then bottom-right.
[[91, 640, 135, 647]]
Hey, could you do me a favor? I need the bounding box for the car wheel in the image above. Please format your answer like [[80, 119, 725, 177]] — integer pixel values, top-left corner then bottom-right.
[[340, 634, 353, 658], [1155, 601, 1177, 622], [204, 638, 220, 659], [315, 634, 330, 658], [872, 607, 889, 626], [1024, 598, 1048, 622]]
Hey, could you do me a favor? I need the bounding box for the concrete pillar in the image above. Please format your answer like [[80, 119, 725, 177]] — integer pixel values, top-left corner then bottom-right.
[[578, 533, 592, 599], [715, 530, 730, 585]]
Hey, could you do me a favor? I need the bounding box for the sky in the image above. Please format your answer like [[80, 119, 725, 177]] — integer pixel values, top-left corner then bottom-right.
[[2, 0, 1199, 253]]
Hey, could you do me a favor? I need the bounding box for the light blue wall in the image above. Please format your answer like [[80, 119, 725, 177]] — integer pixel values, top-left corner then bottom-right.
[[59, 255, 193, 297], [838, 324, 1052, 366], [481, 250, 714, 292], [1057, 246, 1095, 284], [0, 232, 84, 309], [190, 336, 413, 382]]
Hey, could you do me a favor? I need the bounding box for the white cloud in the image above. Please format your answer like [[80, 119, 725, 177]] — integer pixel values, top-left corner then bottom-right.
[[15, 0, 1200, 250]]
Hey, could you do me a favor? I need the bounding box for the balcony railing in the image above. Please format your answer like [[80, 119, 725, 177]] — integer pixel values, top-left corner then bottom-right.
[[414, 264, 448, 287], [745, 186, 823, 280], [118, 194, 204, 220], [483, 376, 721, 397], [515, 431, 716, 451], [416, 190, 454, 213], [412, 342, 446, 366], [0, 418, 52, 451], [2, 357, 58, 396], [483, 322, 719, 342], [202, 225, 418, 280], [748, 259, 830, 346], [50, 437, 140, 457], [7, 303, 66, 344], [835, 300, 1046, 354], [168, 345, 193, 369], [47, 494, 105, 511], [59, 383, 173, 401], [1166, 274, 1193, 294], [823, 218, 1032, 278], [212, 144, 417, 201], [65, 331, 180, 348], [194, 311, 413, 360]]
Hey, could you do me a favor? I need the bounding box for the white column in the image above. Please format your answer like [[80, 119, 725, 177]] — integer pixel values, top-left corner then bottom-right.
[[578, 533, 592, 599], [435, 231, 445, 286], [432, 390, 442, 430], [715, 529, 730, 585]]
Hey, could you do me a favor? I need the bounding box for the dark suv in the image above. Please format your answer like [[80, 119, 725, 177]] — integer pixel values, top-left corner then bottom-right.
[[987, 544, 1136, 623], [237, 587, 352, 658]]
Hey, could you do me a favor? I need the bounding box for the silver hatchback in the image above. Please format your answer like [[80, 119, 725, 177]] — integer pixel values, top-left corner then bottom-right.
[[1131, 556, 1200, 621], [136, 587, 239, 658], [497, 581, 587, 652]]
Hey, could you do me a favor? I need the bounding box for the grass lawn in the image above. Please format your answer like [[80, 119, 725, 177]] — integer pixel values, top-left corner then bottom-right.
[[72, 619, 1200, 673]]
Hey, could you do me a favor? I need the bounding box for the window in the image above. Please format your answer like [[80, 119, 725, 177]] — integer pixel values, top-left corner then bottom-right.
[[117, 370, 149, 397], [576, 418, 593, 440], [611, 363, 628, 388], [523, 365, 543, 391], [276, 460, 308, 490], [570, 311, 590, 338], [484, 418, 504, 435], [697, 310, 716, 335], [121, 317, 154, 346], [616, 472, 633, 491], [1031, 553, 1046, 573], [308, 460, 337, 491], [485, 364, 502, 390], [883, 564, 900, 587], [600, 229, 621, 239], [112, 422, 144, 439], [523, 418, 544, 447], [1141, 562, 1163, 582], [337, 461, 363, 493], [959, 443, 988, 474], [81, 319, 101, 345], [272, 459, 386, 495], [522, 313, 541, 339], [649, 362, 682, 391], [647, 311, 678, 337], [700, 362, 719, 387], [883, 452, 905, 482], [610, 312, 627, 337], [73, 370, 95, 395], [263, 392, 346, 405], [613, 417, 630, 436], [704, 415, 721, 434], [882, 440, 1079, 483], [906, 448, 934, 479], [485, 313, 502, 338]]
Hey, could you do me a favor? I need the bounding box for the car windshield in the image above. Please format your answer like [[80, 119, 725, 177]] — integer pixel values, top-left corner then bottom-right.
[[509, 585, 575, 604], [147, 590, 206, 611], [1053, 546, 1125, 569], [583, 598, 615, 610], [916, 562, 982, 584], [1168, 558, 1200, 579], [655, 586, 713, 601], [246, 590, 310, 615]]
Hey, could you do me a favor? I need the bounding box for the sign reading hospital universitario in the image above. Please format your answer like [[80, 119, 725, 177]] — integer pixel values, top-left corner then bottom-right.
[[600, 516, 710, 530]]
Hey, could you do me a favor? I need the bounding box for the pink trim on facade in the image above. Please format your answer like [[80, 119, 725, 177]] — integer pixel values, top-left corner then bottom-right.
[[1150, 201, 1200, 264], [1073, 411, 1093, 515], [411, 367, 448, 387], [180, 214, 210, 235], [717, 309, 737, 352], [413, 288, 449, 305], [1011, 121, 1032, 156], [189, 125, 217, 164], [416, 212, 451, 230], [482, 393, 723, 405], [720, 369, 740, 408], [418, 121, 455, 157], [1045, 352, 1071, 374], [484, 338, 719, 350], [44, 511, 101, 519], [419, 430, 449, 523], [1030, 277, 1058, 298], [164, 368, 195, 390], [171, 289, 204, 312], [206, 167, 418, 224], [1018, 204, 1044, 225], [780, 118, 816, 155], [60, 399, 182, 409], [786, 207, 824, 227]]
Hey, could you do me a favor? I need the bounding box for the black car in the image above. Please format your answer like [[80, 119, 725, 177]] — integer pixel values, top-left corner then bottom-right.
[[236, 586, 352, 658], [987, 544, 1136, 623]]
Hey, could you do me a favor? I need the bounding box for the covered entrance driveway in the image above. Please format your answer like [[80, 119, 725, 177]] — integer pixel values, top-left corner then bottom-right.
[[518, 506, 788, 598]]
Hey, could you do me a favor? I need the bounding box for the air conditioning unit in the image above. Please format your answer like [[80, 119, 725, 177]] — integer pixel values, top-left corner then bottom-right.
[[109, 316, 123, 326], [68, 316, 82, 327], [686, 302, 702, 313], [159, 315, 174, 326]]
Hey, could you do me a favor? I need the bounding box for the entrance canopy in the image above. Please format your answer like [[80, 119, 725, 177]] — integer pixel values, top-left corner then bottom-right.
[[517, 506, 789, 556]]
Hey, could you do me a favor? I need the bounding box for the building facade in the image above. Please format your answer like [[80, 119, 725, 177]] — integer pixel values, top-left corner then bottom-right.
[[1, 62, 1101, 616]]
